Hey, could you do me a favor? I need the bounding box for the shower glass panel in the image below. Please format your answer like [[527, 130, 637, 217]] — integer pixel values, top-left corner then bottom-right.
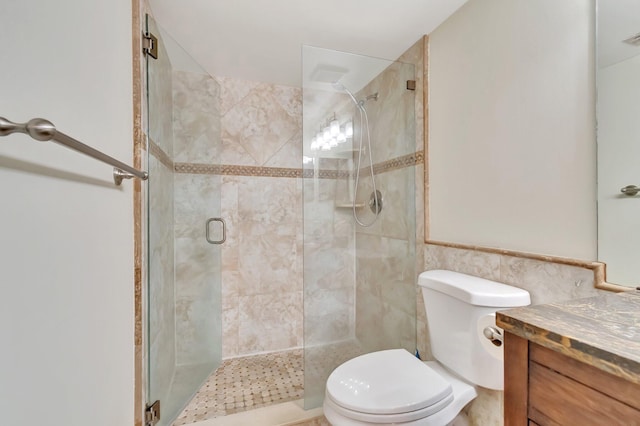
[[146, 14, 223, 425], [302, 45, 417, 409]]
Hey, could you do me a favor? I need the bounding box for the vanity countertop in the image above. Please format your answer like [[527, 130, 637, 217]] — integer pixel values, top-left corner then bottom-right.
[[496, 290, 640, 385]]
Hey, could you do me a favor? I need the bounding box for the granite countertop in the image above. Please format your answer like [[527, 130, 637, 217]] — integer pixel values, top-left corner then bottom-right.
[[496, 290, 640, 385]]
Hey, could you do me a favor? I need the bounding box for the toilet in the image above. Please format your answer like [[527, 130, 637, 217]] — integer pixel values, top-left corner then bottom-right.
[[323, 269, 531, 425]]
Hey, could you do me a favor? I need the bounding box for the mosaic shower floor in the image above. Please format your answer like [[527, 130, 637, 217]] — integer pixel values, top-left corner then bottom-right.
[[173, 349, 304, 425]]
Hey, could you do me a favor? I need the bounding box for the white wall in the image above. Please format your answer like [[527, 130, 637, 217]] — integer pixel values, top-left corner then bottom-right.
[[0, 1, 134, 425], [597, 54, 640, 285], [428, 0, 597, 260]]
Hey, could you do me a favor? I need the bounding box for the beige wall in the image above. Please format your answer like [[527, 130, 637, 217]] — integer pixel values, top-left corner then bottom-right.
[[0, 1, 135, 425], [427, 0, 597, 260], [597, 55, 640, 285], [420, 2, 601, 424]]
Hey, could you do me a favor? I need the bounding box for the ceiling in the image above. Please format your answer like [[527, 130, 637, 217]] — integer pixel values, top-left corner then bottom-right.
[[147, 0, 469, 87], [598, 0, 640, 68], [146, 1, 640, 85]]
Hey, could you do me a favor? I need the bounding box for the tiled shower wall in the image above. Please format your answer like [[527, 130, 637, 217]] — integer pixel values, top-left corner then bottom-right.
[[173, 70, 222, 365], [353, 54, 418, 353], [173, 75, 305, 359], [218, 78, 304, 358]]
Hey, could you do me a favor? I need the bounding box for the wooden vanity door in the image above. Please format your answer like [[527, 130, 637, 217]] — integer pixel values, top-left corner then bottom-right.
[[503, 332, 640, 426]]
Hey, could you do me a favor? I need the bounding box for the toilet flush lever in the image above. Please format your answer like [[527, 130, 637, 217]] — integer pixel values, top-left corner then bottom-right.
[[483, 326, 503, 347]]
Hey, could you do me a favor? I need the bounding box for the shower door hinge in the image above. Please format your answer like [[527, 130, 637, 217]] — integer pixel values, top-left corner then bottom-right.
[[143, 32, 158, 59], [145, 400, 161, 426]]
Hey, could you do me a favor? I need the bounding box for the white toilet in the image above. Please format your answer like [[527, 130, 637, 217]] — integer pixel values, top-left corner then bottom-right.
[[323, 269, 531, 426]]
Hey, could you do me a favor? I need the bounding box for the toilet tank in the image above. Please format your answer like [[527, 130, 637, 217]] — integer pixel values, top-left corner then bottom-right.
[[418, 270, 530, 390]]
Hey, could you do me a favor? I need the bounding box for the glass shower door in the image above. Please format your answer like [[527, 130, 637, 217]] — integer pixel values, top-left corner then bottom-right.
[[145, 14, 223, 425], [302, 45, 417, 409]]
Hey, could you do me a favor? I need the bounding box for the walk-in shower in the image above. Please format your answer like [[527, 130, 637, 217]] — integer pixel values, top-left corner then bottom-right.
[[145, 28, 418, 423]]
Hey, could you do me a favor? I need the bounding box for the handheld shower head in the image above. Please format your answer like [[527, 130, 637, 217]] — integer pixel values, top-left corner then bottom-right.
[[333, 82, 363, 111]]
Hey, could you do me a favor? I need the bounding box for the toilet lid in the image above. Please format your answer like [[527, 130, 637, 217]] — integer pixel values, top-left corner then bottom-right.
[[326, 349, 453, 415]]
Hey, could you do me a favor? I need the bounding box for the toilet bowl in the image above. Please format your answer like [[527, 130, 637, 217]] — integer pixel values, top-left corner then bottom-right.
[[323, 270, 531, 426], [323, 350, 477, 425]]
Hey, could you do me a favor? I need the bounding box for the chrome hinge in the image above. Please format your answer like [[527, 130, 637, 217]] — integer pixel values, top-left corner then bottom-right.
[[143, 32, 158, 59], [145, 400, 161, 426]]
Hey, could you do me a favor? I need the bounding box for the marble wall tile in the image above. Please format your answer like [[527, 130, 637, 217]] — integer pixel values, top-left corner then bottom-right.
[[173, 70, 221, 164], [217, 76, 265, 116], [336, 40, 420, 370], [304, 287, 354, 345], [174, 173, 221, 239], [355, 288, 384, 351], [220, 177, 240, 296], [423, 244, 502, 281], [174, 190, 222, 366], [221, 80, 301, 166], [237, 222, 300, 296], [499, 256, 601, 305], [222, 296, 239, 359], [381, 168, 415, 241], [163, 76, 306, 359], [357, 60, 417, 164], [238, 291, 303, 354], [381, 301, 417, 352], [168, 68, 224, 370], [264, 131, 302, 169], [219, 97, 303, 356], [175, 289, 220, 365], [172, 67, 421, 371]]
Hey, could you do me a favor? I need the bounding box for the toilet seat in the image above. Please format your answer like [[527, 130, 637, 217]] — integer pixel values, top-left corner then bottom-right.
[[325, 349, 453, 422], [324, 350, 477, 425]]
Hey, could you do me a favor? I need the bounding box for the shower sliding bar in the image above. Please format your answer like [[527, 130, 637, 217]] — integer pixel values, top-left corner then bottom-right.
[[0, 116, 148, 186]]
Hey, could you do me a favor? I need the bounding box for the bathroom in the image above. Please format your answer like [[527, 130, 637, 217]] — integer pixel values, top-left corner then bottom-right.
[[1, 0, 638, 425]]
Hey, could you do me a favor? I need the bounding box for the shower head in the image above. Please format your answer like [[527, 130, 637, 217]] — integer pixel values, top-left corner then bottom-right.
[[333, 81, 365, 111], [331, 81, 346, 91]]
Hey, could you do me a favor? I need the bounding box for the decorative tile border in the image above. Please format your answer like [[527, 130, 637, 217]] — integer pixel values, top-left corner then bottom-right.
[[175, 163, 301, 178], [173, 151, 424, 179], [425, 239, 628, 293], [149, 138, 173, 170], [372, 151, 424, 175]]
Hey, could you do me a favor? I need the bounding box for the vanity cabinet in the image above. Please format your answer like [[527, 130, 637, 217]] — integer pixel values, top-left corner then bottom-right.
[[503, 332, 640, 426]]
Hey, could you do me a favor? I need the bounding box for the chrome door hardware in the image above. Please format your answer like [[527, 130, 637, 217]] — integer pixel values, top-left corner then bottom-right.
[[145, 400, 160, 426], [483, 326, 503, 347], [143, 32, 158, 59], [621, 185, 640, 196], [206, 218, 226, 244]]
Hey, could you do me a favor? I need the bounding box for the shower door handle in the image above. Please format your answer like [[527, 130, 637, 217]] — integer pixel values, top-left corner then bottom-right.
[[205, 218, 226, 244]]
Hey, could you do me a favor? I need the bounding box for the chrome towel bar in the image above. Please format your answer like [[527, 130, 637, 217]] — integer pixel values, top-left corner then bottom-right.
[[0, 116, 148, 186]]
